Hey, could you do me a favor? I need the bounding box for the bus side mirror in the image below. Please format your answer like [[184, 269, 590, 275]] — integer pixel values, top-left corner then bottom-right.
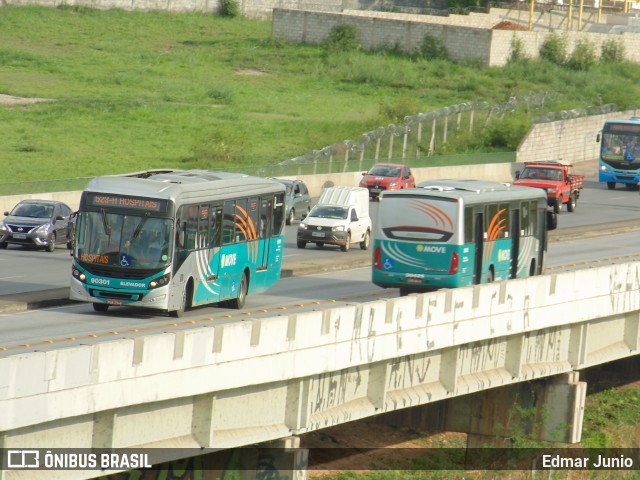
[[547, 211, 557, 231], [515, 170, 521, 179], [596, 132, 601, 142]]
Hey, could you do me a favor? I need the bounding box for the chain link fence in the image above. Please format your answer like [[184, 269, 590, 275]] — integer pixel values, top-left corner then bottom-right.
[[0, 97, 620, 197]]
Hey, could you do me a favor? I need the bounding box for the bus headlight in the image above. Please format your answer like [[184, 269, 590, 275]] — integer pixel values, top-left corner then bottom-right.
[[600, 165, 610, 172], [72, 268, 87, 283], [149, 273, 171, 289]]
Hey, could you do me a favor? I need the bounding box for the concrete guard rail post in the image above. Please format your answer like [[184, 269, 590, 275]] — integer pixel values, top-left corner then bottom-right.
[[0, 261, 639, 472]]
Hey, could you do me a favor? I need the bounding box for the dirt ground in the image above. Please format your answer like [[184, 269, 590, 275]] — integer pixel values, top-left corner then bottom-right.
[[0, 93, 49, 105], [302, 419, 467, 477]]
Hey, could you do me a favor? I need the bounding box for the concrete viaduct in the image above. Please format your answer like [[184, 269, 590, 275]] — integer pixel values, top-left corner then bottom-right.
[[1, 258, 639, 479]]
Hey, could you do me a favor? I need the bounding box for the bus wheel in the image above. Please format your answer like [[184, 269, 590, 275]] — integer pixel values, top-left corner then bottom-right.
[[93, 303, 109, 312], [399, 287, 410, 297], [553, 203, 560, 214], [360, 230, 370, 250], [340, 233, 351, 252], [229, 273, 248, 310], [315, 242, 324, 248], [487, 268, 494, 283], [607, 182, 616, 190], [567, 193, 577, 212], [170, 282, 192, 318]]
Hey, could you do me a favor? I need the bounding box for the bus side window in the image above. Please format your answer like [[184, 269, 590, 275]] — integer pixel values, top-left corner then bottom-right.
[[249, 197, 259, 240], [464, 207, 473, 243], [273, 193, 285, 236], [185, 205, 198, 250], [198, 204, 209, 249], [521, 202, 531, 236], [499, 203, 509, 238], [209, 206, 222, 248], [222, 200, 235, 245], [235, 198, 248, 243]]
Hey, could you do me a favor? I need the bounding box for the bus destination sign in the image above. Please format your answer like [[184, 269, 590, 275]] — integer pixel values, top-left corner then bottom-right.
[[606, 123, 640, 134], [86, 193, 167, 212]]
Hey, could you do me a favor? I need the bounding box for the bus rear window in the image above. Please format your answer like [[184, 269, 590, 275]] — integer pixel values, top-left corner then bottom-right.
[[378, 196, 457, 243]]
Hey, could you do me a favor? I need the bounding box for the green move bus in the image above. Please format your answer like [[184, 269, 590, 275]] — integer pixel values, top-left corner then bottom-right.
[[70, 169, 286, 316], [372, 180, 556, 296]]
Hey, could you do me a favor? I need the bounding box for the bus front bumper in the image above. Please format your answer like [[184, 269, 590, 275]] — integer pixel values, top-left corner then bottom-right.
[[599, 170, 640, 185], [70, 277, 168, 309]]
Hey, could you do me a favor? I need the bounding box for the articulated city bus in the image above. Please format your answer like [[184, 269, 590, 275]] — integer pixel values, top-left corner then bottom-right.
[[372, 180, 556, 296], [70, 169, 286, 316], [597, 117, 640, 189]]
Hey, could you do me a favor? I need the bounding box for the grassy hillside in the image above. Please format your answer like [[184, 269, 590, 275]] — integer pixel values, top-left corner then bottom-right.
[[1, 5, 640, 185]]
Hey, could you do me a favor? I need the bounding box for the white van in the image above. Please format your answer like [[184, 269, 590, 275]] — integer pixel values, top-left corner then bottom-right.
[[296, 186, 372, 252]]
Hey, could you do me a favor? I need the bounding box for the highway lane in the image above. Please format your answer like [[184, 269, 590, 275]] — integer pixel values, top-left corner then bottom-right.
[[1, 179, 640, 296], [2, 228, 640, 356]]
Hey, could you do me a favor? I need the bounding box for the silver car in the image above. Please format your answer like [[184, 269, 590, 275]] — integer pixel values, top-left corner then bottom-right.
[[275, 179, 312, 225], [0, 200, 75, 252]]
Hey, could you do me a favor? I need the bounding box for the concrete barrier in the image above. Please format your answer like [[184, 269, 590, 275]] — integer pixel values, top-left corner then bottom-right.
[[1, 261, 639, 440], [0, 163, 517, 215]]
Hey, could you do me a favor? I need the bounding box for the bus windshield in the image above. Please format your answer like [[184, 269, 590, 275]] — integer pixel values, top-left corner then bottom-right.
[[602, 131, 640, 165], [76, 211, 173, 269]]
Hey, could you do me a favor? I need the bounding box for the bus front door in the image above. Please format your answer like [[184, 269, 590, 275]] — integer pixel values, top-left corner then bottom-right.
[[473, 213, 484, 285], [510, 209, 520, 279]]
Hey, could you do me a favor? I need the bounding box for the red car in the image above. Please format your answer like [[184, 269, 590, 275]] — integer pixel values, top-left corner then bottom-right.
[[359, 163, 416, 200]]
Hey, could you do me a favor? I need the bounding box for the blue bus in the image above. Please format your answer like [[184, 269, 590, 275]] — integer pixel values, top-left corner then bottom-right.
[[597, 117, 640, 189], [372, 180, 556, 296], [70, 170, 286, 316]]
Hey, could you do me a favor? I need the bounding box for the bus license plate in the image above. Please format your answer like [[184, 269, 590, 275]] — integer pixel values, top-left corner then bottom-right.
[[312, 232, 325, 238], [407, 277, 422, 284], [107, 299, 123, 306]]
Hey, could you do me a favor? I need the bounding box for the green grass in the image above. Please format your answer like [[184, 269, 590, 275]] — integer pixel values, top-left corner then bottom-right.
[[1, 5, 640, 192]]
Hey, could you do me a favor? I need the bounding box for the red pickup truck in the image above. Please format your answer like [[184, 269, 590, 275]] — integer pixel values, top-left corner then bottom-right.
[[513, 161, 584, 214]]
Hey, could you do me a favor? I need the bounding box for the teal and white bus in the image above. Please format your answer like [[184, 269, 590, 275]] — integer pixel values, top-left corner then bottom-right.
[[70, 169, 286, 316], [372, 180, 557, 296]]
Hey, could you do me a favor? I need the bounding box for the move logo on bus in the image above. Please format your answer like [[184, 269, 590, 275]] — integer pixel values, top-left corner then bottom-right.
[[497, 249, 511, 261], [416, 245, 446, 254], [221, 253, 237, 267]]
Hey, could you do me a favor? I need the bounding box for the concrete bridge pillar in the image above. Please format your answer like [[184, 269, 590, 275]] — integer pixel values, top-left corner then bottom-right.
[[378, 372, 586, 447], [449, 372, 586, 446]]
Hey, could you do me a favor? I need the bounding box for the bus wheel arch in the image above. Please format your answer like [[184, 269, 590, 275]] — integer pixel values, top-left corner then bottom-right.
[[486, 266, 495, 283], [170, 278, 193, 318], [229, 269, 249, 310], [529, 259, 537, 277]]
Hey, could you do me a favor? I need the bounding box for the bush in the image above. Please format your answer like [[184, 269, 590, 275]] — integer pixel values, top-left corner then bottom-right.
[[322, 25, 361, 53], [601, 38, 625, 63], [539, 33, 568, 65], [417, 33, 448, 60], [508, 35, 526, 64], [567, 39, 597, 71], [220, 0, 240, 18]]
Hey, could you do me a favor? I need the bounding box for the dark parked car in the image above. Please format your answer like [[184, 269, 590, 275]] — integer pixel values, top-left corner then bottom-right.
[[359, 163, 416, 200], [0, 200, 75, 252], [274, 178, 312, 225]]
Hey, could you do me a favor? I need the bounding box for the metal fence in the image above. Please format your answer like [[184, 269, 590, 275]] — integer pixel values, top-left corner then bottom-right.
[[0, 96, 619, 197]]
